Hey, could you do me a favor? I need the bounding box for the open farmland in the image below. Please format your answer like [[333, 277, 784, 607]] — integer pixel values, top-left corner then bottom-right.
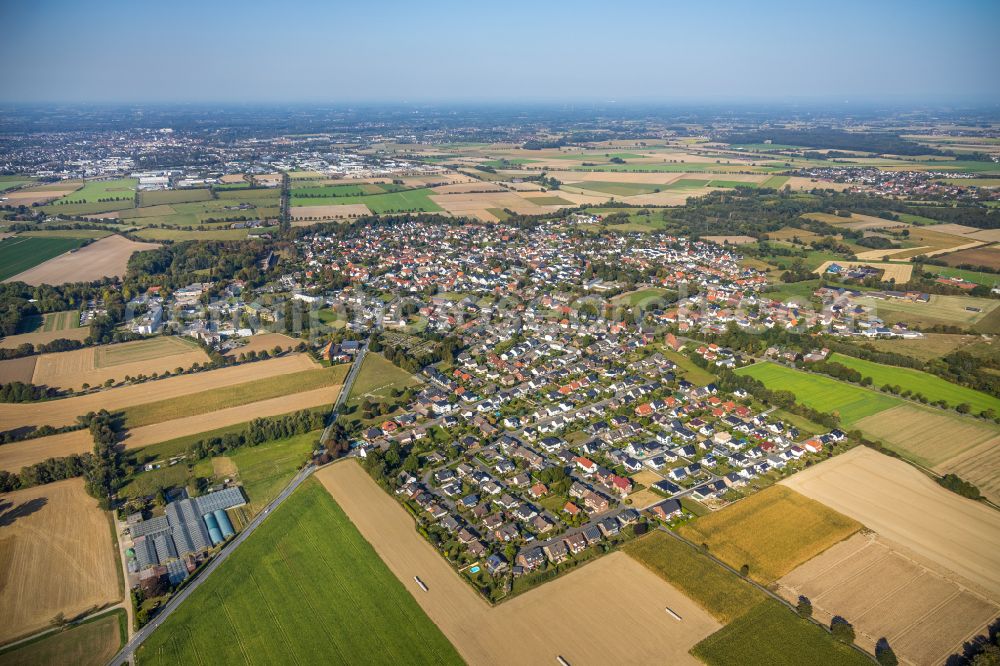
[[50, 178, 136, 205], [0, 479, 121, 644], [122, 364, 348, 428], [853, 293, 1000, 331], [292, 187, 441, 213], [27, 336, 210, 391], [812, 260, 913, 282], [735, 362, 900, 426], [939, 245, 1000, 270], [4, 235, 160, 286], [0, 353, 319, 433], [864, 332, 986, 362], [782, 447, 1000, 598], [0, 384, 342, 472], [318, 460, 722, 666], [829, 352, 1000, 413], [691, 599, 871, 666], [0, 181, 81, 207], [624, 530, 765, 623], [677, 485, 861, 584], [854, 404, 1000, 502], [135, 478, 464, 666], [137, 188, 211, 206], [777, 532, 1000, 666], [0, 610, 123, 666], [0, 236, 89, 281], [222, 333, 300, 357]]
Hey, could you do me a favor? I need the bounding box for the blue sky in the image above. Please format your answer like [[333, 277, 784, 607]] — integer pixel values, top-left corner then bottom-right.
[[1, 0, 998, 104]]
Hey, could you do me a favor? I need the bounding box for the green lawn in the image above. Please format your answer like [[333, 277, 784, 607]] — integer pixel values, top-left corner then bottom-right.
[[612, 287, 673, 306], [736, 362, 900, 426], [692, 599, 870, 666], [829, 353, 1000, 413], [135, 478, 463, 666], [0, 236, 88, 280], [929, 265, 1000, 287], [138, 189, 213, 206]]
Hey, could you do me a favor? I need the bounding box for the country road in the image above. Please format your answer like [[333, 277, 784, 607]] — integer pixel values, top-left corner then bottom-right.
[[107, 342, 369, 666]]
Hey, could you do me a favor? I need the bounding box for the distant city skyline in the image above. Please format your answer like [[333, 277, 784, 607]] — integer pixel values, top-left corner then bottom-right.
[[1, 0, 999, 104]]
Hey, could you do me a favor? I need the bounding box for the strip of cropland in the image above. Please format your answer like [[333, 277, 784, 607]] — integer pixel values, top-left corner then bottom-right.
[[781, 447, 1000, 598], [828, 352, 1000, 414], [0, 354, 319, 433], [677, 485, 861, 584], [134, 478, 464, 666], [317, 459, 722, 666], [0, 236, 88, 281], [735, 361, 900, 426], [0, 610, 125, 666], [0, 478, 121, 645], [0, 384, 344, 473], [624, 531, 869, 665]]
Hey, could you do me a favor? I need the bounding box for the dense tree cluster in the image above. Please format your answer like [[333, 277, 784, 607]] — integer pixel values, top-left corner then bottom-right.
[[721, 128, 944, 156], [0, 381, 58, 402]]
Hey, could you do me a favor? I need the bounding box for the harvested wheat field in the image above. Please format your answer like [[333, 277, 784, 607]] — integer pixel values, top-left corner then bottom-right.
[[29, 337, 210, 391], [290, 204, 371, 221], [777, 532, 999, 666], [939, 245, 1000, 270], [782, 447, 1000, 598], [0, 353, 319, 433], [222, 332, 299, 357], [702, 235, 756, 245], [5, 235, 159, 285], [317, 460, 720, 666], [813, 260, 913, 282], [0, 384, 342, 471], [854, 404, 1000, 502], [431, 182, 506, 194], [0, 478, 120, 644], [0, 430, 93, 473], [0, 355, 37, 384], [430, 191, 547, 216]]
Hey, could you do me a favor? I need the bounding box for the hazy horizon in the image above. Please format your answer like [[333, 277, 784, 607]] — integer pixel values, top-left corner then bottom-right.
[[2, 0, 999, 105]]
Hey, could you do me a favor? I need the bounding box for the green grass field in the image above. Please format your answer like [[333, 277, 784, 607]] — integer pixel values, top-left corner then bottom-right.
[[692, 599, 870, 666], [624, 531, 764, 623], [291, 184, 382, 197], [0, 236, 88, 280], [291, 187, 442, 213], [736, 362, 900, 425], [138, 189, 213, 206], [135, 478, 463, 666], [51, 178, 137, 204], [41, 200, 136, 216], [123, 364, 349, 428], [612, 287, 673, 306], [525, 195, 574, 206], [132, 227, 279, 241], [0, 176, 36, 192], [663, 349, 717, 386], [572, 162, 785, 174], [828, 353, 1000, 413], [0, 609, 125, 666], [929, 265, 1000, 287], [853, 293, 1000, 332], [569, 181, 664, 196], [228, 431, 319, 513], [346, 353, 420, 405]]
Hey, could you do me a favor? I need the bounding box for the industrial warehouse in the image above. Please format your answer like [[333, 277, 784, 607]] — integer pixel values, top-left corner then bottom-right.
[[127, 487, 246, 585]]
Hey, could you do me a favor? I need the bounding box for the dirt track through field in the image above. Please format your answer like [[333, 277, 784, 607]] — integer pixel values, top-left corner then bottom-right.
[[781, 447, 1000, 598], [0, 384, 341, 472], [317, 460, 720, 666], [0, 354, 319, 433], [4, 235, 160, 285], [0, 478, 120, 644]]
